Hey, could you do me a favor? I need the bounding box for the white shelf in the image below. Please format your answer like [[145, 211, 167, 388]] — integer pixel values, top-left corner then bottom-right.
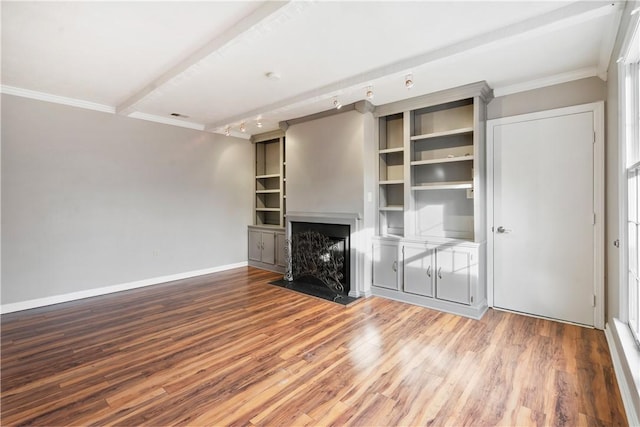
[[410, 126, 474, 141], [379, 206, 404, 211], [256, 208, 281, 212], [379, 147, 404, 154], [256, 173, 280, 179], [411, 154, 474, 166], [379, 180, 404, 185], [411, 181, 473, 190], [256, 189, 280, 194]]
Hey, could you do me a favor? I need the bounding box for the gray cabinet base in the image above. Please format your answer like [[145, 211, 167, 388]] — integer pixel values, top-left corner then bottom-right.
[[248, 259, 285, 274], [372, 285, 487, 320]]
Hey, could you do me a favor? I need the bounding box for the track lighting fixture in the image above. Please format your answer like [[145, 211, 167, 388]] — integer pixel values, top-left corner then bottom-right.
[[405, 73, 414, 89], [366, 86, 374, 100], [240, 122, 246, 132], [333, 96, 342, 110], [224, 126, 230, 136]]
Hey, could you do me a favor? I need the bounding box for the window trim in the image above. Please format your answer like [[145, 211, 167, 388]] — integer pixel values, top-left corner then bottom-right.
[[618, 9, 640, 346]]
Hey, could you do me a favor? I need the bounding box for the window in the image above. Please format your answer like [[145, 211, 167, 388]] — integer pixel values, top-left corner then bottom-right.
[[622, 18, 640, 344]]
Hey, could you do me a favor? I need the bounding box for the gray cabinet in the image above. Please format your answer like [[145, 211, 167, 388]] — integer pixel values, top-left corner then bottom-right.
[[435, 246, 473, 305], [248, 226, 284, 273], [372, 236, 484, 319], [373, 240, 400, 290], [403, 242, 434, 297]]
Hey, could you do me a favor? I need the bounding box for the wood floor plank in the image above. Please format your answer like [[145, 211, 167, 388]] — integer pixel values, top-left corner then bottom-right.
[[1, 267, 628, 426]]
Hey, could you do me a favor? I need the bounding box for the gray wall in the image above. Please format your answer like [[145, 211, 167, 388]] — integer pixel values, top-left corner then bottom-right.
[[286, 110, 365, 215], [487, 77, 606, 120], [1, 94, 253, 305]]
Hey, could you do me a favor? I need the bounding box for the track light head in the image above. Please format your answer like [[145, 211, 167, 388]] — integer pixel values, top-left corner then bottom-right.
[[366, 86, 374, 100], [405, 73, 414, 89]]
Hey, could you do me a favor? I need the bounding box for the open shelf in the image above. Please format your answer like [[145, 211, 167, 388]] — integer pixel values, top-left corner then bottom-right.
[[379, 147, 404, 154], [412, 181, 473, 190], [379, 206, 404, 211], [379, 180, 404, 185], [253, 133, 285, 228], [411, 154, 474, 166], [410, 127, 474, 141]]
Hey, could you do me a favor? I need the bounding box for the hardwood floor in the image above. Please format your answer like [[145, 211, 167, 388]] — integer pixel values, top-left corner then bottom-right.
[[1, 267, 628, 426]]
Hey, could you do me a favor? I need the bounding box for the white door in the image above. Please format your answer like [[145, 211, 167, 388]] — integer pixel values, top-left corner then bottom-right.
[[492, 110, 595, 326]]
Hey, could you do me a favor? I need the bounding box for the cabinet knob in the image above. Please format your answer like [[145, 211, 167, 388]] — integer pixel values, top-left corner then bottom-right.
[[392, 261, 398, 272], [437, 267, 442, 279], [427, 265, 431, 278]]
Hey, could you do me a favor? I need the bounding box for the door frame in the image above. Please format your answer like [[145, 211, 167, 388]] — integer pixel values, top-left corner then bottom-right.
[[486, 101, 605, 329]]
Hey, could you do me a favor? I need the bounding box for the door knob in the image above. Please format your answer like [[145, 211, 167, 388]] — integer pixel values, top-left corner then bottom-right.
[[496, 226, 511, 233]]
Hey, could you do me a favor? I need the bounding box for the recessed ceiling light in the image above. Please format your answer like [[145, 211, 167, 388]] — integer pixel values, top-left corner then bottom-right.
[[240, 122, 246, 132], [265, 72, 281, 81]]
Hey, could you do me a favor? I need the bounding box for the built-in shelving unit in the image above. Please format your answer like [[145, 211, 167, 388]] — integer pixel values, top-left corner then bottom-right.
[[372, 81, 493, 319], [249, 130, 287, 274], [252, 131, 286, 227], [377, 113, 405, 237]]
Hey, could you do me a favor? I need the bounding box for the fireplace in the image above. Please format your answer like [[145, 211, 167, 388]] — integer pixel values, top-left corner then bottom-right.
[[289, 222, 350, 295], [280, 212, 362, 303]]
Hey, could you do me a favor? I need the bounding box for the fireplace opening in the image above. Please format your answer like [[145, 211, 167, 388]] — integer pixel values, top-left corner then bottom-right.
[[289, 221, 350, 298]]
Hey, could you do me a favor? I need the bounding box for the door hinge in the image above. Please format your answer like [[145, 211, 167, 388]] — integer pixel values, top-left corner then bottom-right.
[[593, 213, 596, 225], [592, 294, 596, 307], [593, 131, 596, 144]]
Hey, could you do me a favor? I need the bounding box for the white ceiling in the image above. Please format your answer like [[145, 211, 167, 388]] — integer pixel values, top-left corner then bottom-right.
[[1, 1, 624, 138]]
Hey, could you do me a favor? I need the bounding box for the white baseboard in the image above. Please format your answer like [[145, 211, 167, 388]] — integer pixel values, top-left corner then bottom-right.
[[605, 320, 640, 427], [0, 262, 248, 314]]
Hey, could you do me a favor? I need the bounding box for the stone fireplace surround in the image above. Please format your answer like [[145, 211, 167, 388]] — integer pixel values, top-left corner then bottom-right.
[[286, 212, 362, 298]]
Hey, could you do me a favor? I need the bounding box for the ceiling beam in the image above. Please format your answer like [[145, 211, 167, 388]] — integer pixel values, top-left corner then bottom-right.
[[205, 0, 621, 131], [116, 1, 290, 116]]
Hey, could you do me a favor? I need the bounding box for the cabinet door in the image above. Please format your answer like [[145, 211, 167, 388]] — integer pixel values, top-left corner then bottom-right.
[[261, 231, 276, 265], [435, 247, 472, 305], [373, 241, 400, 290], [248, 230, 262, 262], [403, 244, 434, 297], [275, 232, 287, 267]]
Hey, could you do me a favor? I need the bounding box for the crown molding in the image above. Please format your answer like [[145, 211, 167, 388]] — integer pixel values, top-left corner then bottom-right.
[[374, 81, 493, 117], [492, 67, 599, 98], [1, 85, 115, 113]]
